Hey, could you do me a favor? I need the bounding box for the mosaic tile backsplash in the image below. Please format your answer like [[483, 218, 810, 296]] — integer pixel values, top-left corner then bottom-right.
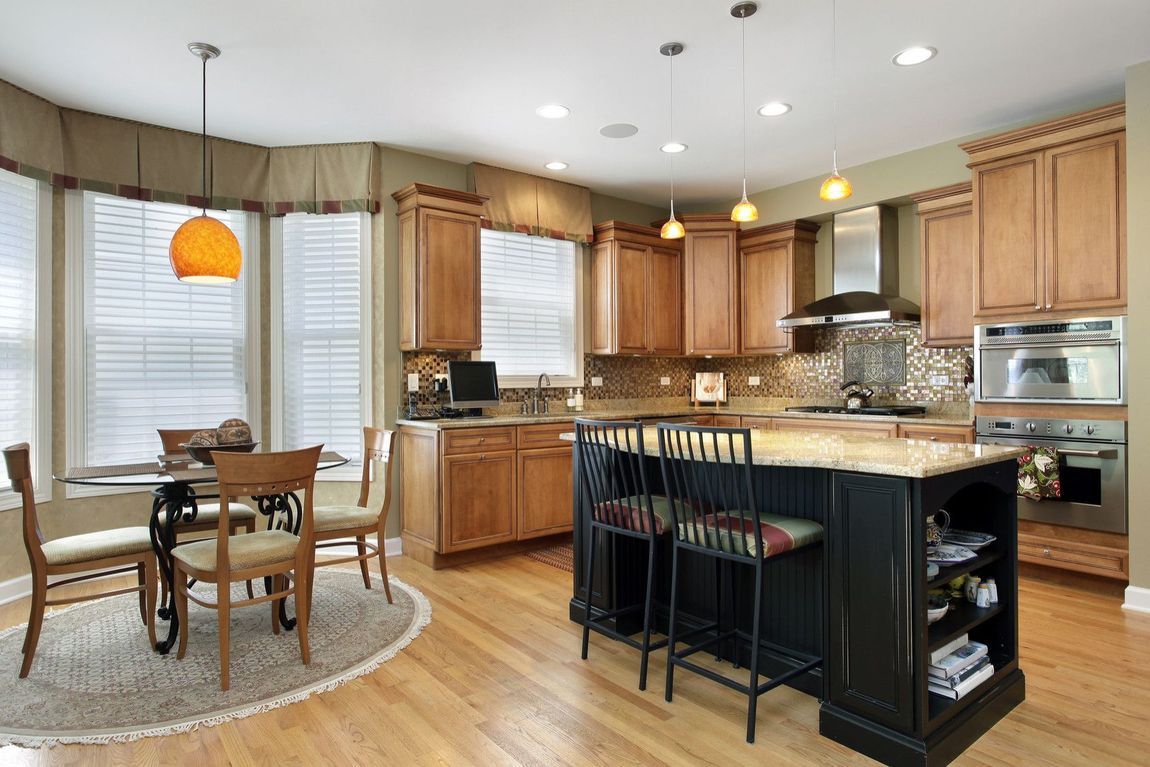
[[402, 325, 972, 409]]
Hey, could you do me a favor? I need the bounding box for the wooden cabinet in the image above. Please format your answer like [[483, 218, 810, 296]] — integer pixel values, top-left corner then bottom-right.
[[590, 221, 682, 355], [442, 451, 516, 552], [1018, 520, 1129, 580], [911, 184, 975, 347], [393, 183, 489, 351], [518, 447, 574, 540], [681, 214, 739, 356], [713, 414, 742, 427], [738, 220, 819, 354], [772, 418, 898, 438], [962, 103, 1126, 319], [740, 416, 773, 430], [896, 424, 974, 443]]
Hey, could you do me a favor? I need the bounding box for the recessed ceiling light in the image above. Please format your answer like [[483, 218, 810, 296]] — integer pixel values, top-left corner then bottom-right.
[[599, 123, 639, 139], [535, 104, 570, 119], [892, 46, 937, 67], [660, 142, 688, 153], [544, 161, 569, 171], [757, 101, 792, 117]]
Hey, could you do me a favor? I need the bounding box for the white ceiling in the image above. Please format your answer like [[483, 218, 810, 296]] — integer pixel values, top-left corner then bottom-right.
[[3, 0, 1149, 206]]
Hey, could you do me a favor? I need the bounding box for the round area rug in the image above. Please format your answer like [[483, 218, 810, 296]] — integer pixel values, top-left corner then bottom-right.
[[0, 569, 430, 746]]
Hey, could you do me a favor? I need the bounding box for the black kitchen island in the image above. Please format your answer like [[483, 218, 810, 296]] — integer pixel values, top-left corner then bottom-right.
[[567, 428, 1025, 767]]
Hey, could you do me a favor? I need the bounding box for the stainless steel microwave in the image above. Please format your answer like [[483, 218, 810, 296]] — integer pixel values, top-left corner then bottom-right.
[[974, 317, 1126, 405]]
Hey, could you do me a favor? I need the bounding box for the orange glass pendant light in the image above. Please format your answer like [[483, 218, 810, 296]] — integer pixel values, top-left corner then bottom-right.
[[170, 42, 242, 284], [819, 0, 853, 202], [730, 2, 759, 223], [659, 42, 686, 240]]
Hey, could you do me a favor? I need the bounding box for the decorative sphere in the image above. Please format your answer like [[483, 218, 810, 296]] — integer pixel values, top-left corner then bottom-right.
[[188, 429, 218, 447], [169, 215, 242, 284], [217, 418, 252, 445]]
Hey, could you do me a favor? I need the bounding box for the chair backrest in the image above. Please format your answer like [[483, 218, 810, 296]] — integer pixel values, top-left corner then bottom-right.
[[213, 445, 323, 574], [357, 427, 397, 530], [157, 428, 203, 454], [656, 424, 762, 560], [574, 419, 660, 537], [3, 443, 46, 571]]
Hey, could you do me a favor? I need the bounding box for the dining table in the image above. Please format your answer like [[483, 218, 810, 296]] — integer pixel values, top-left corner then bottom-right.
[[55, 450, 350, 654]]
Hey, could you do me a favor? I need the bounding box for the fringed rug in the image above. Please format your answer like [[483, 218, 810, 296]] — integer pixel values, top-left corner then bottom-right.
[[0, 569, 430, 746], [525, 543, 574, 573]]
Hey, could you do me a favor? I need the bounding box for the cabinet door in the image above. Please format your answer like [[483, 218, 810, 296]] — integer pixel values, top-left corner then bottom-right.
[[772, 418, 898, 438], [589, 242, 615, 354], [419, 208, 482, 349], [518, 447, 574, 539], [896, 424, 974, 444], [713, 414, 743, 427], [615, 242, 650, 354], [648, 245, 682, 354], [973, 153, 1044, 317], [740, 416, 774, 431], [827, 473, 914, 733], [1045, 133, 1126, 312], [684, 230, 738, 355], [740, 242, 792, 354], [920, 205, 974, 346], [441, 452, 516, 552]]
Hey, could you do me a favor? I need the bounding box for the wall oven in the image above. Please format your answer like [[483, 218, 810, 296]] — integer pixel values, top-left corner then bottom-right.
[[975, 316, 1126, 404], [975, 416, 1127, 534]]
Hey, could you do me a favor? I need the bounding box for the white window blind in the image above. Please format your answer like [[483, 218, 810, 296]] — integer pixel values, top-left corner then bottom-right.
[[272, 212, 369, 478], [479, 230, 582, 386], [0, 169, 49, 508], [76, 193, 253, 466]]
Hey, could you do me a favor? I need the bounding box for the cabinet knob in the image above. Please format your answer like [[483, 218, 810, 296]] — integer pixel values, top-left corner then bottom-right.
[[479, 454, 486, 461], [1042, 548, 1052, 557], [1035, 303, 1041, 310], [1045, 303, 1052, 310], [930, 436, 937, 441], [479, 437, 486, 442]]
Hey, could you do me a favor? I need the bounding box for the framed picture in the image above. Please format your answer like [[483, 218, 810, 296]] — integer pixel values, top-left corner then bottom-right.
[[693, 372, 727, 404]]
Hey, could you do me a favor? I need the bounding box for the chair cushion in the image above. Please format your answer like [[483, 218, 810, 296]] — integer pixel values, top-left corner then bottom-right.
[[681, 511, 824, 559], [41, 527, 154, 566], [157, 503, 258, 527], [173, 530, 299, 573], [593, 495, 674, 534], [313, 505, 379, 533]]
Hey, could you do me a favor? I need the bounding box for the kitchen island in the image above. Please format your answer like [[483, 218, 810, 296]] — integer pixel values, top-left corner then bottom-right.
[[567, 427, 1025, 767]]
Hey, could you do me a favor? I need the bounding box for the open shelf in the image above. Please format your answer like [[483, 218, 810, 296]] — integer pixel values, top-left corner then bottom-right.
[[928, 548, 1004, 590], [928, 601, 1004, 652], [927, 652, 1016, 730]]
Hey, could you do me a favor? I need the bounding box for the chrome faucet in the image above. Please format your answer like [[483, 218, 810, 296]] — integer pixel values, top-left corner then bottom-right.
[[533, 373, 551, 414]]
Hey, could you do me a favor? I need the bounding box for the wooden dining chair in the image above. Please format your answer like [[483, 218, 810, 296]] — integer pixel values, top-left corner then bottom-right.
[[156, 428, 259, 537], [172, 444, 321, 691], [311, 427, 396, 603], [4, 443, 157, 678]]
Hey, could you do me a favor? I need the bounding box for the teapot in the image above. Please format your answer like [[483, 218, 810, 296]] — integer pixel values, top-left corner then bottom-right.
[[926, 509, 951, 549], [840, 380, 875, 410]]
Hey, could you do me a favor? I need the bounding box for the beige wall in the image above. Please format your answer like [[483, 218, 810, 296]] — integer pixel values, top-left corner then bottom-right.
[[1126, 60, 1150, 590]]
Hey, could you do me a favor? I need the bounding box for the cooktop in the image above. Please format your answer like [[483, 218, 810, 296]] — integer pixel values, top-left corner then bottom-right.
[[785, 405, 927, 417]]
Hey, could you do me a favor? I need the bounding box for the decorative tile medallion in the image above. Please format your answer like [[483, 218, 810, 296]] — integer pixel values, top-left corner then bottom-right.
[[843, 340, 907, 385]]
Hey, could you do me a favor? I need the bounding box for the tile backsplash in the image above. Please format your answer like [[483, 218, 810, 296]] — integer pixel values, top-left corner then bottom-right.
[[401, 325, 972, 410]]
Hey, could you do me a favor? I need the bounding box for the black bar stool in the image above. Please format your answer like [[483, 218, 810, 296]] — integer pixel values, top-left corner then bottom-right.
[[656, 424, 824, 743], [575, 419, 670, 690]]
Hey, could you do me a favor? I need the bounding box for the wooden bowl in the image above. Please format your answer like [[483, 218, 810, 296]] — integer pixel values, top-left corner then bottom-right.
[[180, 441, 259, 466]]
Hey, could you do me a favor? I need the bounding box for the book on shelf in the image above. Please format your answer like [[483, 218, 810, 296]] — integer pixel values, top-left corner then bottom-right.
[[929, 661, 995, 700], [928, 641, 988, 680], [940, 656, 991, 688], [929, 633, 968, 666]]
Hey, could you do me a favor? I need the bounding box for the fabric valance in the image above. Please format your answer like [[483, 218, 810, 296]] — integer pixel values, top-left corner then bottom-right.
[[0, 78, 379, 213], [469, 163, 593, 243]]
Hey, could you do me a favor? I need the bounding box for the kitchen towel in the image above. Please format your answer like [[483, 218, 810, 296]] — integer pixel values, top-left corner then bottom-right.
[[1017, 446, 1061, 500]]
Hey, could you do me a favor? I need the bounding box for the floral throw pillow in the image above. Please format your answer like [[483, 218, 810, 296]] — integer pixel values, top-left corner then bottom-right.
[[1018, 446, 1060, 500]]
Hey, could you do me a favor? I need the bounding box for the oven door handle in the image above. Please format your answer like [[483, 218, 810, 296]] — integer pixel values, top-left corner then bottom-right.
[[1057, 448, 1119, 459]]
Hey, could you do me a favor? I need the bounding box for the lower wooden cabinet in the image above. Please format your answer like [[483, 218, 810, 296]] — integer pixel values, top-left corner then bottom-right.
[[896, 424, 975, 443], [442, 451, 517, 552], [1018, 520, 1129, 580], [518, 446, 574, 540], [713, 414, 742, 427], [740, 416, 773, 430]]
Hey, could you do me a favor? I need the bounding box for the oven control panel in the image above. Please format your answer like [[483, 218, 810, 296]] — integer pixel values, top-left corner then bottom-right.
[[975, 416, 1126, 443]]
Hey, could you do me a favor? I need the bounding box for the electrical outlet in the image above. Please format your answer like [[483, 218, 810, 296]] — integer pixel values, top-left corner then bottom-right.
[[660, 376, 671, 386], [930, 375, 950, 386], [406, 373, 419, 392], [748, 375, 761, 386], [433, 373, 449, 393]]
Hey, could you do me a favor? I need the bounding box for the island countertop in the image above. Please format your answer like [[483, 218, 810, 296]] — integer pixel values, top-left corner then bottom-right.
[[559, 426, 1023, 479]]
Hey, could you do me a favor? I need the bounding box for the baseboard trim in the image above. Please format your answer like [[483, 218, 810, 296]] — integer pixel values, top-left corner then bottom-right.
[[1122, 585, 1150, 614], [0, 536, 403, 608]]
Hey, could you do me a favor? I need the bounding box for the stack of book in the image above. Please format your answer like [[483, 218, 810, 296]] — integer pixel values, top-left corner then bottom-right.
[[928, 634, 994, 700]]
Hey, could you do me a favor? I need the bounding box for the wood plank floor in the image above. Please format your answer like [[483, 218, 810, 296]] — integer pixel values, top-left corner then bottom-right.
[[1, 555, 1148, 766]]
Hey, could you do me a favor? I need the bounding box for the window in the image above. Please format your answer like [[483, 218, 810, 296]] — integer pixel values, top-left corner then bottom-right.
[[0, 169, 51, 510], [66, 192, 259, 493], [271, 212, 370, 480], [478, 230, 582, 387]]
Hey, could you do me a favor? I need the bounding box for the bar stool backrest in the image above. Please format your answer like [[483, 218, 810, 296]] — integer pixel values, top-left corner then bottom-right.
[[656, 425, 762, 560], [575, 419, 659, 537]]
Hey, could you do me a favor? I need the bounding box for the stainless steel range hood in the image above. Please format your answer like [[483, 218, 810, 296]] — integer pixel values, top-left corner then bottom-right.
[[777, 205, 920, 329]]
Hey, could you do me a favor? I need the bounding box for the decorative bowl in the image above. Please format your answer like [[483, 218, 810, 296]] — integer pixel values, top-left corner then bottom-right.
[[180, 441, 259, 466], [927, 593, 950, 624]]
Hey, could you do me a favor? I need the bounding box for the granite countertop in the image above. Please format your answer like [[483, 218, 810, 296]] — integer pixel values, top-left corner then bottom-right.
[[557, 426, 1022, 479]]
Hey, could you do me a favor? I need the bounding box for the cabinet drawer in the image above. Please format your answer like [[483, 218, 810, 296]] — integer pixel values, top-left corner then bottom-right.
[[896, 425, 974, 444], [517, 422, 575, 450], [713, 414, 742, 427], [1018, 534, 1129, 579], [740, 416, 773, 430], [442, 427, 517, 455]]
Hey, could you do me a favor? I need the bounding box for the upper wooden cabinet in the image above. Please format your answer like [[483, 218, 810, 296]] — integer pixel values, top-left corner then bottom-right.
[[961, 103, 1126, 319], [911, 183, 974, 347], [392, 183, 489, 351], [737, 220, 819, 354], [590, 221, 682, 355], [681, 214, 740, 356]]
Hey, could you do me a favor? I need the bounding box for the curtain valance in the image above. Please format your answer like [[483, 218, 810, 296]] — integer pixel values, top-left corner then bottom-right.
[[469, 163, 593, 243]]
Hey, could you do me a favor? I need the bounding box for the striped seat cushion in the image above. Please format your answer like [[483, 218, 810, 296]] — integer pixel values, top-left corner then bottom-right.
[[680, 511, 823, 559], [593, 495, 674, 534]]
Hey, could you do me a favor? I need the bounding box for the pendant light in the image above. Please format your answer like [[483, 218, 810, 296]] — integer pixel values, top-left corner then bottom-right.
[[169, 42, 242, 284], [659, 42, 686, 240], [819, 0, 853, 201], [730, 1, 759, 223]]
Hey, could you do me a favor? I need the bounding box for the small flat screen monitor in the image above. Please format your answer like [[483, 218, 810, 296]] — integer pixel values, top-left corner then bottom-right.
[[447, 360, 500, 409]]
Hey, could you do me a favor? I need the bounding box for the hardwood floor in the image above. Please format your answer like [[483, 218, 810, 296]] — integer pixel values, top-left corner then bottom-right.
[[1, 555, 1148, 766]]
